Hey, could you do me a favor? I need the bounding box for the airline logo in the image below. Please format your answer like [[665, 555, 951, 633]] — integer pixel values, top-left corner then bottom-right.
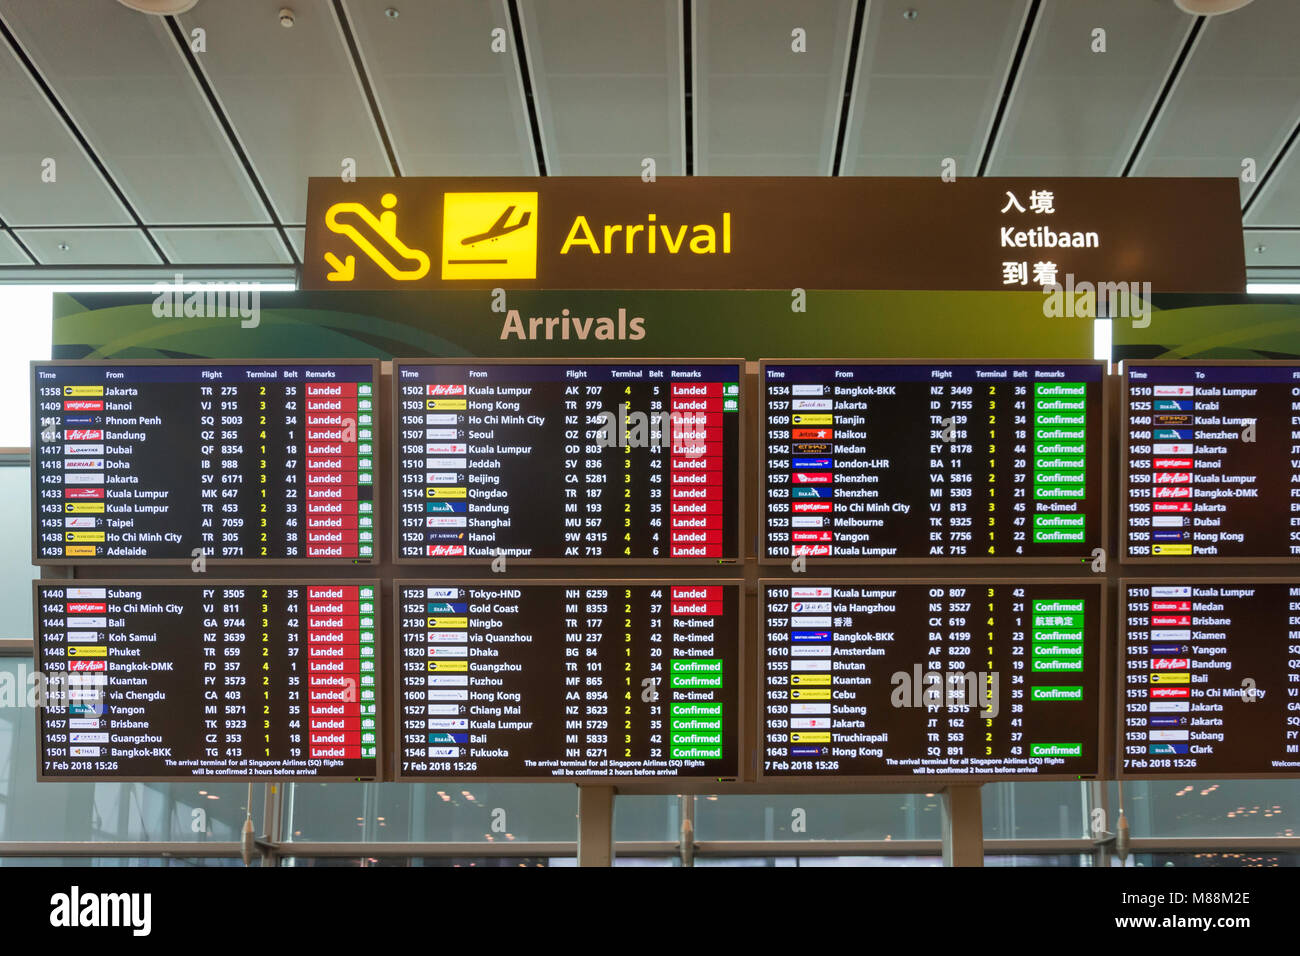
[[65, 601, 106, 613], [1153, 457, 1194, 469], [65, 488, 105, 500], [68, 660, 106, 672], [62, 415, 94, 426], [793, 472, 831, 484], [426, 516, 468, 528], [790, 414, 832, 426], [426, 384, 467, 395], [64, 430, 103, 440], [62, 385, 103, 397], [63, 443, 103, 456], [789, 702, 831, 714], [425, 588, 460, 599], [63, 516, 97, 529], [792, 442, 832, 455], [1153, 419, 1192, 430], [791, 399, 832, 411], [790, 515, 825, 528], [1150, 643, 1187, 655], [1150, 672, 1190, 684], [791, 487, 832, 499], [63, 459, 104, 470], [1153, 385, 1194, 397], [790, 385, 824, 396], [1150, 658, 1190, 669], [1153, 472, 1191, 484], [426, 443, 467, 454], [426, 544, 466, 556], [1152, 488, 1191, 500], [426, 487, 466, 499], [792, 544, 832, 556], [1148, 729, 1190, 741], [1152, 443, 1193, 455], [791, 457, 832, 469], [790, 601, 831, 613], [66, 588, 107, 599], [790, 587, 832, 599], [1151, 516, 1187, 528], [1150, 686, 1190, 698], [791, 501, 832, 513], [426, 501, 467, 513], [791, 428, 832, 440], [441, 191, 539, 280], [1151, 543, 1193, 555], [426, 399, 466, 410], [789, 731, 831, 743], [1148, 743, 1190, 754], [1151, 586, 1192, 598], [791, 530, 831, 541], [790, 630, 831, 643], [1153, 399, 1192, 411], [1153, 501, 1193, 513], [63, 400, 103, 411], [1149, 700, 1191, 713]]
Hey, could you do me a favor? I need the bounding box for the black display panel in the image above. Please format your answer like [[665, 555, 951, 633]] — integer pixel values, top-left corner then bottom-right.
[[759, 579, 1103, 779], [31, 360, 379, 564], [394, 581, 740, 780], [1123, 361, 1300, 561], [393, 360, 742, 562], [1119, 579, 1300, 778], [35, 580, 380, 781], [761, 361, 1105, 562]]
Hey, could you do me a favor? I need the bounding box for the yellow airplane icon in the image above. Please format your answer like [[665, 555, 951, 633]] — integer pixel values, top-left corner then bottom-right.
[[323, 193, 430, 282]]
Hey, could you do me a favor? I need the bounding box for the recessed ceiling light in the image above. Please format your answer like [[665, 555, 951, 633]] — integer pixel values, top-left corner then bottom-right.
[[1254, 244, 1267, 254], [279, 7, 295, 28], [115, 0, 199, 13], [903, 8, 919, 20], [57, 242, 70, 252], [384, 7, 399, 18], [1173, 0, 1256, 14]]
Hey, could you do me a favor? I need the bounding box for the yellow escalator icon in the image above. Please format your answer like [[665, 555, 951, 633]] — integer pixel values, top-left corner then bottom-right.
[[323, 192, 430, 282]]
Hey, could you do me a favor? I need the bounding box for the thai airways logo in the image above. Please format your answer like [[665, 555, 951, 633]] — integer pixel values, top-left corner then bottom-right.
[[441, 192, 539, 280]]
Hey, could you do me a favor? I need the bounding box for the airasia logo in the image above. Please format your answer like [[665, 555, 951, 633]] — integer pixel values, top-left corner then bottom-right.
[[1151, 658, 1189, 669], [426, 384, 466, 395], [426, 544, 466, 557]]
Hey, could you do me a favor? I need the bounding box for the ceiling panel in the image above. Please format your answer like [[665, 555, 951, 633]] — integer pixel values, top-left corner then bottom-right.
[[342, 0, 533, 175], [521, 0, 683, 175], [0, 230, 32, 264], [1243, 229, 1300, 271], [149, 227, 294, 265], [177, 0, 390, 223], [0, 0, 268, 225], [1244, 135, 1300, 226], [285, 227, 306, 261], [988, 0, 1193, 176], [843, 0, 1028, 177], [0, 33, 131, 227], [1131, 0, 1300, 204], [695, 0, 853, 175], [15, 227, 162, 265]]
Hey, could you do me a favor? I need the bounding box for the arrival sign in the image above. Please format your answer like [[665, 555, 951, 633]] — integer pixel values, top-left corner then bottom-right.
[[302, 176, 1245, 293]]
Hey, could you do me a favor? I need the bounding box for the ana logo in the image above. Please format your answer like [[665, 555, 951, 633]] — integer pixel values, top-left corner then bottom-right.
[[441, 192, 538, 280]]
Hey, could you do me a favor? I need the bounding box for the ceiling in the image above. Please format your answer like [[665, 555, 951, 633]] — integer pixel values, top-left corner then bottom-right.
[[0, 0, 1296, 281]]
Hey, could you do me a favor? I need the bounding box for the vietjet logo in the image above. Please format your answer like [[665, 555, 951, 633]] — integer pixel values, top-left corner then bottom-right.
[[441, 192, 538, 280]]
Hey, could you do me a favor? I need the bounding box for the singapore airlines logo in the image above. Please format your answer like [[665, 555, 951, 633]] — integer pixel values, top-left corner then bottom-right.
[[441, 191, 539, 280]]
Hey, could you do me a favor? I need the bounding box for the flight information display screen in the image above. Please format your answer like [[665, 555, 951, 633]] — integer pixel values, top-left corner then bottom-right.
[[761, 361, 1105, 562], [394, 581, 740, 780], [35, 580, 380, 780], [759, 579, 1102, 779], [393, 360, 742, 562], [31, 361, 378, 564], [1120, 580, 1300, 777], [1124, 362, 1300, 561]]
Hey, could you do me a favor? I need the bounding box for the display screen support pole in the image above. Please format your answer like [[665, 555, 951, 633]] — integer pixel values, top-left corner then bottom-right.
[[577, 785, 615, 867], [941, 785, 984, 867]]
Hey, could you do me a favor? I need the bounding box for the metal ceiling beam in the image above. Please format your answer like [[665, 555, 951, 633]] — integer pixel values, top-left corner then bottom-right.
[[830, 0, 868, 177], [0, 10, 169, 264], [330, 0, 402, 178], [1120, 15, 1205, 178], [160, 15, 300, 265], [1241, 111, 1300, 222], [976, 0, 1040, 177], [506, 0, 547, 175]]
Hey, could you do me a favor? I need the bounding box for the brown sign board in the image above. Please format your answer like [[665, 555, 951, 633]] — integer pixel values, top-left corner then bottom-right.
[[301, 176, 1245, 293]]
